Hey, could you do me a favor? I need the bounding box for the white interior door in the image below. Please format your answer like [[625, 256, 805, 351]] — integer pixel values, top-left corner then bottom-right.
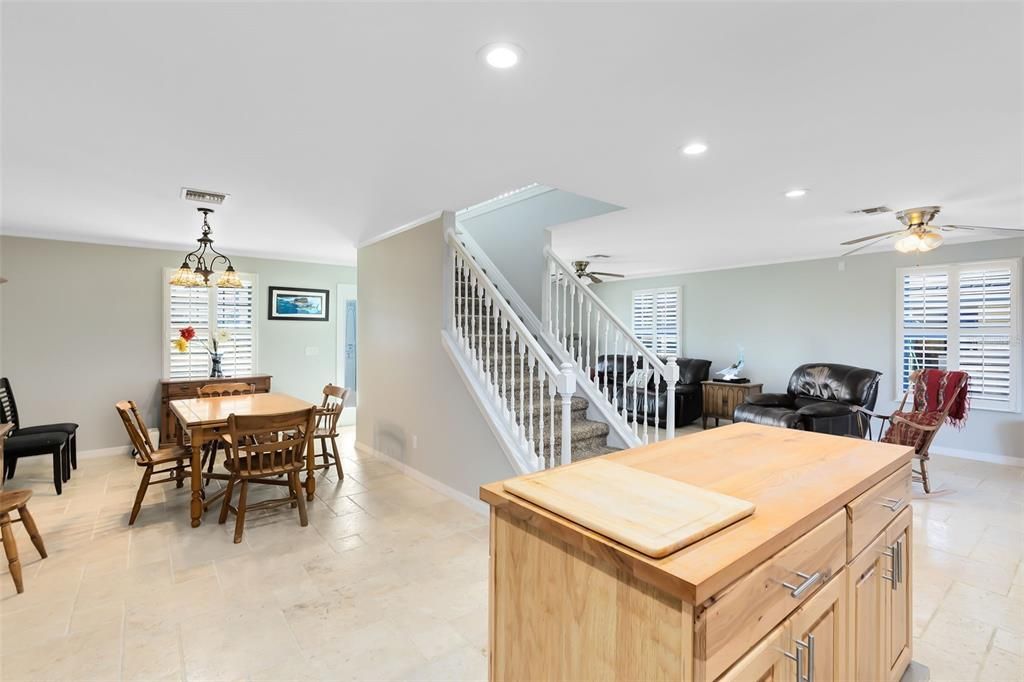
[[336, 283, 357, 426]]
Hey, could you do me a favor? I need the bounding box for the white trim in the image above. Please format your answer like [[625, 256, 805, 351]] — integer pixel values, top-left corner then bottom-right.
[[441, 328, 539, 475], [930, 445, 1024, 468], [163, 269, 259, 380], [78, 445, 133, 459], [357, 210, 443, 249], [631, 285, 682, 356], [0, 229, 357, 267], [453, 223, 544, 333], [456, 184, 554, 221], [354, 441, 488, 515], [581, 233, 1017, 283], [894, 257, 1021, 412]]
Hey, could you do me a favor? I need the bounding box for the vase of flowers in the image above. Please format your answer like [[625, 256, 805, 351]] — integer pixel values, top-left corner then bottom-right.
[[173, 326, 232, 378]]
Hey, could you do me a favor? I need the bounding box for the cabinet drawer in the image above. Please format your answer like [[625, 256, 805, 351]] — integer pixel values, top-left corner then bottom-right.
[[698, 509, 847, 681], [847, 464, 911, 560], [166, 382, 199, 398]]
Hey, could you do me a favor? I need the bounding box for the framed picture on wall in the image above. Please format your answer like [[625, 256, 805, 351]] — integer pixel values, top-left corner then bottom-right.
[[268, 286, 330, 321]]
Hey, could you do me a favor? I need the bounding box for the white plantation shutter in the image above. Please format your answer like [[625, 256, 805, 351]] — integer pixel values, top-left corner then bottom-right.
[[216, 280, 255, 376], [958, 267, 1014, 405], [164, 270, 258, 379], [632, 287, 680, 355], [897, 260, 1020, 411]]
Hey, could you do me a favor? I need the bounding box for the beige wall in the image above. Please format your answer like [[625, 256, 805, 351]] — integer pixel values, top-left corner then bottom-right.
[[357, 214, 515, 499], [0, 236, 355, 450], [592, 238, 1024, 462]]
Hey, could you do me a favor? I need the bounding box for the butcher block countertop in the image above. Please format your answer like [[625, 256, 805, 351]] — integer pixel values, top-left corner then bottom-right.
[[480, 422, 913, 604]]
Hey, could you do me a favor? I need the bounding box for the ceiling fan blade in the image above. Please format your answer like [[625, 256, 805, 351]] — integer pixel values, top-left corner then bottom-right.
[[589, 271, 624, 278], [840, 234, 898, 257], [839, 229, 906, 246], [938, 224, 1024, 234], [588, 274, 603, 284]]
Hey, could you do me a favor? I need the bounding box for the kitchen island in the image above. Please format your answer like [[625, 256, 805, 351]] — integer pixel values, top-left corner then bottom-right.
[[481, 422, 914, 682]]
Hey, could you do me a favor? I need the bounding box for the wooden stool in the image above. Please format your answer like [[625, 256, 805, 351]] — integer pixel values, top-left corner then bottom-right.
[[1, 489, 47, 594]]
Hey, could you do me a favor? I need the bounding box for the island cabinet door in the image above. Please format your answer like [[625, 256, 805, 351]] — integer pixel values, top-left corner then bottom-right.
[[847, 533, 887, 682], [885, 507, 913, 681], [788, 570, 847, 682], [716, 623, 793, 682]]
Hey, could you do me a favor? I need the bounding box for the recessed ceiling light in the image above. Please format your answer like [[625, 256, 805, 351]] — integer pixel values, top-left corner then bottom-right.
[[785, 188, 808, 198], [681, 142, 708, 156], [480, 43, 522, 69]]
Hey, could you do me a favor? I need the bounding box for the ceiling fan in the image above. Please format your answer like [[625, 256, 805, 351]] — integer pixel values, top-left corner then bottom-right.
[[573, 260, 624, 284], [840, 206, 1023, 257]]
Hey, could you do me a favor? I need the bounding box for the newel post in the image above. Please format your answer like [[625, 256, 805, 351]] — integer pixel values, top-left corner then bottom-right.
[[665, 355, 680, 440], [557, 362, 576, 467]]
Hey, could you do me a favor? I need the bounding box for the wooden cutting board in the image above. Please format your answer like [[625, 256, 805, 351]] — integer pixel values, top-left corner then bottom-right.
[[503, 458, 755, 558]]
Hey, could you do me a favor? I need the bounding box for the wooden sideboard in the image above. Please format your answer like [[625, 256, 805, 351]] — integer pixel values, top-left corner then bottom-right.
[[702, 380, 762, 428], [158, 375, 272, 446], [481, 424, 913, 681]]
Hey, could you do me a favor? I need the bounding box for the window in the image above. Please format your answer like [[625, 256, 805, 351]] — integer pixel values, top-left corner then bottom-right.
[[164, 270, 257, 379], [632, 287, 680, 355], [897, 259, 1020, 411]]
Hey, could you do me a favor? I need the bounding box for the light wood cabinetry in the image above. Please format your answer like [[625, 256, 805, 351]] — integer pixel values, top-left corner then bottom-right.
[[885, 506, 913, 681], [701, 381, 763, 429], [482, 424, 914, 682]]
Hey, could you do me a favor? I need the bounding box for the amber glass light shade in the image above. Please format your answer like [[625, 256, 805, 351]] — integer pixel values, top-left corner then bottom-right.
[[170, 263, 202, 287], [216, 266, 243, 288]]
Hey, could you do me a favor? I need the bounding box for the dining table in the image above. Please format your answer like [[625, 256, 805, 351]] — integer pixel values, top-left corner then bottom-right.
[[169, 392, 318, 528]]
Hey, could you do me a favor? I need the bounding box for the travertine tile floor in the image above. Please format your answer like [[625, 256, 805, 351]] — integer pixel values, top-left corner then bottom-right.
[[0, 427, 1021, 681]]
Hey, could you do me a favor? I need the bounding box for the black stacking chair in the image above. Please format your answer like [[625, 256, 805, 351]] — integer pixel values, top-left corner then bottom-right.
[[1, 378, 75, 494]]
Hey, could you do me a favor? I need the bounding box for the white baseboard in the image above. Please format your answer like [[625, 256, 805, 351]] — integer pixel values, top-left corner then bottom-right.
[[79, 445, 133, 459], [930, 446, 1024, 468], [354, 441, 488, 515]]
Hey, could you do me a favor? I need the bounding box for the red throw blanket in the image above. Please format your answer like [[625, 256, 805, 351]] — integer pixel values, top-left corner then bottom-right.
[[911, 369, 970, 429]]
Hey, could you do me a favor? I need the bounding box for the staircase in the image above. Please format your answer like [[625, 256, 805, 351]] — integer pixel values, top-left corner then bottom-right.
[[443, 216, 679, 474]]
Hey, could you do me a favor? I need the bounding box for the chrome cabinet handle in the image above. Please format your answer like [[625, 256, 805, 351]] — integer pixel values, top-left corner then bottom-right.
[[880, 496, 905, 512], [783, 646, 803, 682], [783, 571, 822, 599], [807, 634, 815, 682], [895, 538, 904, 584], [786, 638, 812, 682]]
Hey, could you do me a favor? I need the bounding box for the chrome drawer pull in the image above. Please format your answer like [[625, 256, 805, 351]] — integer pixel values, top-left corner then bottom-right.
[[806, 634, 815, 682], [880, 497, 905, 512], [783, 571, 822, 599]]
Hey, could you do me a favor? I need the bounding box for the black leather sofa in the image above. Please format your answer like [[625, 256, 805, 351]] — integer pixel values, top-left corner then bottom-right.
[[594, 355, 711, 429], [733, 363, 881, 436]]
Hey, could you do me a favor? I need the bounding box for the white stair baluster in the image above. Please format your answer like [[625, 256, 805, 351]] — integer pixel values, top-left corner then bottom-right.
[[527, 355, 536, 458], [665, 355, 678, 440], [518, 336, 527, 444]]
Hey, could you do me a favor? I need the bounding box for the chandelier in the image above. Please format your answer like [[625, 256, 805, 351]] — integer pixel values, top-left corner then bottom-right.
[[169, 208, 242, 288]]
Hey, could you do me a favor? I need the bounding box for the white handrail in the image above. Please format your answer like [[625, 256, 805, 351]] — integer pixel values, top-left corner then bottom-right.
[[447, 229, 576, 468], [543, 246, 679, 442]]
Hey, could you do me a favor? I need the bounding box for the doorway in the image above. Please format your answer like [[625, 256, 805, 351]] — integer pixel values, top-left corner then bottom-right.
[[336, 283, 357, 426]]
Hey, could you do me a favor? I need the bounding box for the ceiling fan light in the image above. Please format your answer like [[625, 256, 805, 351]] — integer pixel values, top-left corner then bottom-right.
[[894, 235, 920, 253], [919, 232, 944, 251]]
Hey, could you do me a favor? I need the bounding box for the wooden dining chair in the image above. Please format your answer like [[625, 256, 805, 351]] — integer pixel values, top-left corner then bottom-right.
[[218, 408, 315, 543], [1, 489, 47, 594], [115, 400, 191, 525], [196, 383, 256, 479], [313, 385, 349, 479], [196, 383, 257, 399]]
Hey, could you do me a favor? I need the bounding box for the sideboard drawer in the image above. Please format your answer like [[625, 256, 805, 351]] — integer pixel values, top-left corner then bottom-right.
[[847, 464, 911, 561], [698, 509, 847, 680]]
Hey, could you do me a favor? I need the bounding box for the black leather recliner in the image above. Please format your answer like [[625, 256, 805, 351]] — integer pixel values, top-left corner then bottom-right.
[[733, 363, 881, 436], [594, 355, 712, 429]]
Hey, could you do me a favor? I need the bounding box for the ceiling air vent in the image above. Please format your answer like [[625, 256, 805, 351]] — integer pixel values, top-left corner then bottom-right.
[[181, 187, 230, 205], [848, 205, 892, 216]]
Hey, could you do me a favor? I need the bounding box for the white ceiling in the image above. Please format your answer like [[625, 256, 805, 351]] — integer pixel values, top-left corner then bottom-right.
[[2, 2, 1021, 272]]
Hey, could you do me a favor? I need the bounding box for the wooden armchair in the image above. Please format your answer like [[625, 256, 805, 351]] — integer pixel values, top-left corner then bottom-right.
[[854, 369, 970, 493], [218, 408, 315, 543], [1, 422, 48, 594], [115, 400, 191, 525], [312, 384, 349, 479], [196, 383, 256, 479]]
